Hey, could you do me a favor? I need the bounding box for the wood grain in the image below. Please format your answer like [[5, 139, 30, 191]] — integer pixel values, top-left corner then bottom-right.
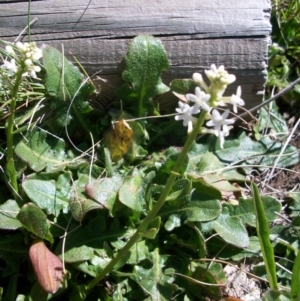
[[0, 0, 271, 108]]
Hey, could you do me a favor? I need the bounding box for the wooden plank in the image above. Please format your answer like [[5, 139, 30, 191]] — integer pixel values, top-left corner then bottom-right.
[[0, 0, 271, 109]]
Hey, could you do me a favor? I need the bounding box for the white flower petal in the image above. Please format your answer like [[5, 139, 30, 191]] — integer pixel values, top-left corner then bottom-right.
[[205, 109, 235, 148]]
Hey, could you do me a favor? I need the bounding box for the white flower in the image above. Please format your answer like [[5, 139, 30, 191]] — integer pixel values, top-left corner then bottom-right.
[[206, 109, 235, 148], [23, 65, 41, 78], [24, 59, 33, 66], [1, 59, 18, 76], [186, 87, 211, 112], [175, 101, 199, 132], [192, 72, 209, 93], [5, 45, 15, 55], [229, 86, 245, 113], [16, 41, 26, 52], [192, 73, 203, 83], [16, 41, 43, 62], [205, 64, 236, 86], [3, 42, 42, 78]]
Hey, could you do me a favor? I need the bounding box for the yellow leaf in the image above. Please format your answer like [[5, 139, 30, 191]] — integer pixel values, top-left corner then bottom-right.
[[104, 119, 133, 162]]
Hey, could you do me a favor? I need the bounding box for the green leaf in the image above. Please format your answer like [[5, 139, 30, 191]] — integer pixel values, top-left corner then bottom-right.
[[115, 35, 170, 116], [161, 180, 221, 231], [0, 200, 22, 230], [170, 79, 198, 94], [188, 152, 243, 193], [227, 196, 282, 227], [202, 207, 249, 248], [189, 266, 222, 299], [263, 289, 282, 301], [86, 175, 123, 215], [70, 174, 104, 222], [14, 128, 70, 172], [161, 151, 189, 175], [132, 248, 177, 300], [291, 249, 300, 301], [0, 234, 28, 271], [22, 179, 69, 216], [207, 236, 261, 261], [60, 245, 94, 263], [253, 104, 289, 140], [216, 131, 299, 171], [289, 192, 300, 217], [127, 240, 150, 265], [55, 215, 130, 263], [252, 182, 278, 290], [43, 44, 82, 101], [42, 44, 94, 129], [119, 168, 145, 212], [17, 203, 53, 243]]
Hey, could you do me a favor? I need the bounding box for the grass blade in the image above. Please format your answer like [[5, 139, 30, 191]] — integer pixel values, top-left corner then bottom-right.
[[291, 250, 300, 301], [251, 182, 278, 290]]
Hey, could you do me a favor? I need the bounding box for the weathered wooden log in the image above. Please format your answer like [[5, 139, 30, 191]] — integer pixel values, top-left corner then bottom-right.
[[0, 0, 271, 110]]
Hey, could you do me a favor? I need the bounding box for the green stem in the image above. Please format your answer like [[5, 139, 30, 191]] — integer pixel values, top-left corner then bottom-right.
[[27, 0, 31, 42], [86, 109, 207, 291], [6, 71, 23, 202]]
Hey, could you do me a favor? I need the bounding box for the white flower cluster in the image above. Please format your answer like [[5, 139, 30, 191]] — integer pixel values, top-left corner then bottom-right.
[[1, 42, 42, 78], [175, 64, 245, 148]]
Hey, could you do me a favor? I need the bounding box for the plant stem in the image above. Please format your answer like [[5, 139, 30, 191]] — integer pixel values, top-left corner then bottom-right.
[[6, 71, 23, 202], [86, 109, 207, 291]]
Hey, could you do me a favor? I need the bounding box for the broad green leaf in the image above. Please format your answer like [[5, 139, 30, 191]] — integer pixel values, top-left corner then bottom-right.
[[77, 162, 105, 180], [14, 128, 70, 172], [252, 182, 278, 290], [55, 215, 130, 263], [188, 141, 210, 167], [161, 180, 221, 230], [17, 203, 53, 243], [115, 35, 170, 116], [55, 172, 72, 207], [216, 131, 299, 171], [193, 179, 222, 200], [253, 104, 289, 140], [0, 234, 28, 271], [0, 200, 22, 230], [161, 151, 189, 175], [207, 236, 261, 261], [132, 248, 177, 300], [289, 192, 300, 217], [170, 79, 198, 94], [86, 175, 123, 215], [70, 174, 104, 222], [28, 282, 49, 301], [187, 190, 222, 222], [164, 214, 181, 231], [119, 168, 145, 211], [22, 179, 69, 216], [188, 223, 207, 258], [189, 266, 222, 299], [60, 245, 94, 263], [263, 289, 282, 301], [42, 44, 94, 129], [127, 240, 149, 265], [201, 207, 249, 248], [207, 262, 226, 284], [227, 196, 282, 227], [188, 152, 243, 192], [43, 44, 84, 101], [139, 216, 161, 239]]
